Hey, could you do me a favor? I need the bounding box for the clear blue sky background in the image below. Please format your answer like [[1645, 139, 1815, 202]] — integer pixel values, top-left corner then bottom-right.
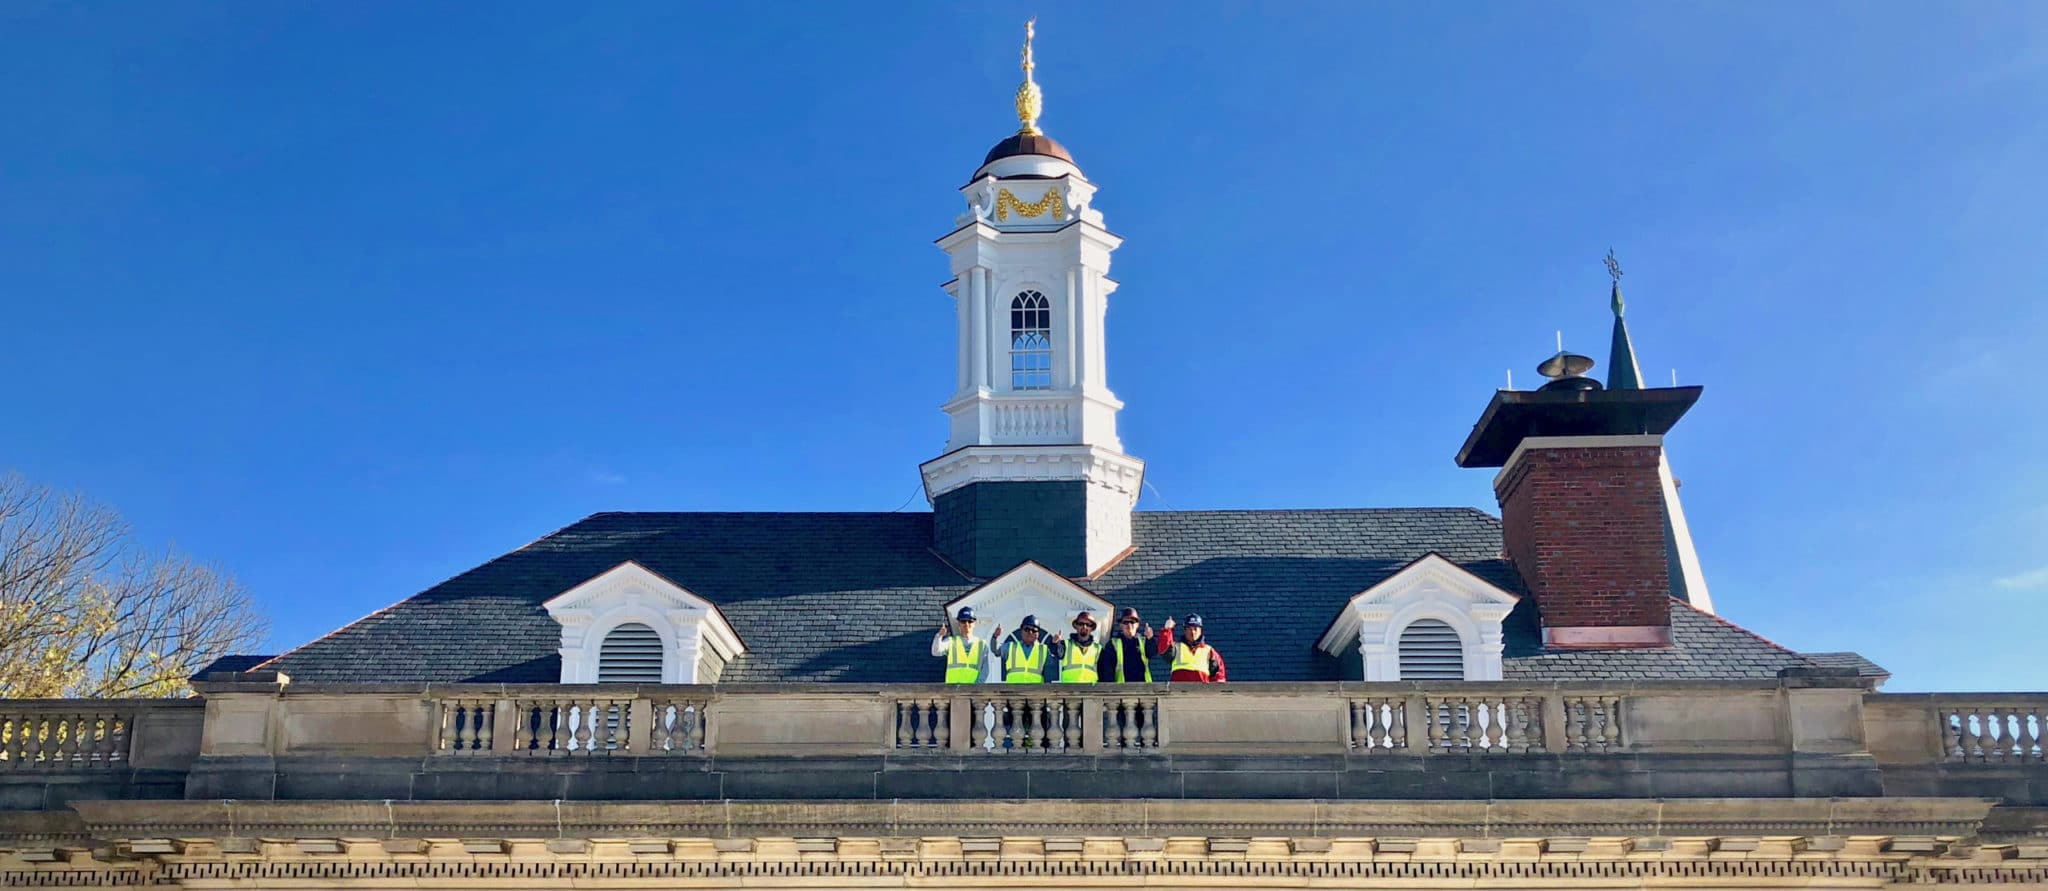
[[3, 2, 2043, 691]]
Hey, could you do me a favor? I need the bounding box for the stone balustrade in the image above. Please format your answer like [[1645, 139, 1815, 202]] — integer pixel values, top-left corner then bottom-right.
[[0, 700, 201, 772], [0, 679, 2041, 807], [191, 677, 1871, 762]]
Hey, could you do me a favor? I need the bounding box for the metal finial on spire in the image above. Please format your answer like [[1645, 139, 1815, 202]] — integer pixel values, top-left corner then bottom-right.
[[1604, 248, 1626, 318], [1604, 249, 1644, 390], [1014, 18, 1044, 136]]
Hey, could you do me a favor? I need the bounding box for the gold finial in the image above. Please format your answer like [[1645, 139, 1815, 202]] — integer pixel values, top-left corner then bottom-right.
[[1014, 18, 1043, 135]]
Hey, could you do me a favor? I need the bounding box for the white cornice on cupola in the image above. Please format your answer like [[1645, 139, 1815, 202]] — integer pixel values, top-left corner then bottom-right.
[[1315, 553, 1519, 682], [944, 561, 1113, 642], [543, 561, 745, 684]]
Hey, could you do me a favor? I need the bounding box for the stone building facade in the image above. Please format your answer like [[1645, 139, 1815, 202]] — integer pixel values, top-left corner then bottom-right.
[[4, 22, 2045, 891]]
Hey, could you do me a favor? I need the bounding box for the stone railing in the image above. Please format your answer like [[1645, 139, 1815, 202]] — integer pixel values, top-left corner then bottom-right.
[[1866, 693, 2048, 765], [889, 689, 1161, 754], [0, 699, 202, 771], [179, 678, 1876, 763], [0, 678, 2020, 805], [1347, 691, 1623, 754], [435, 692, 710, 756]]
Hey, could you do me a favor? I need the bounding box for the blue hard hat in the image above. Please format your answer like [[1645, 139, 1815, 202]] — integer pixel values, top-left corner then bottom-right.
[[1184, 613, 1204, 628], [955, 607, 977, 622], [1018, 615, 1044, 632]]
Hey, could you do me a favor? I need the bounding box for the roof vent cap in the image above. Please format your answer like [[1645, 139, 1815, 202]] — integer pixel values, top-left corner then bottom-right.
[[1536, 349, 1602, 392]]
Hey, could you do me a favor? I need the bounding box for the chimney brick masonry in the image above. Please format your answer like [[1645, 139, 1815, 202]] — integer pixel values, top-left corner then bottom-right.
[[1495, 440, 1673, 647]]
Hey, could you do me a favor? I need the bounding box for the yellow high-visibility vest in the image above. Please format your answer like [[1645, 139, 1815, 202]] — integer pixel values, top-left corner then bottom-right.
[[1104, 637, 1152, 683], [945, 636, 985, 684], [1059, 639, 1102, 683], [1003, 641, 1048, 684], [1171, 642, 1214, 675]]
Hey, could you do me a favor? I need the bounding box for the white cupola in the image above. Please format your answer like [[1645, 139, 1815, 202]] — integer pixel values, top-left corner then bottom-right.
[[920, 21, 1143, 580]]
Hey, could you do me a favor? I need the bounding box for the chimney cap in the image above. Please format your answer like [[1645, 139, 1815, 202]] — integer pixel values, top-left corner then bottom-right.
[[1455, 386, 1703, 468]]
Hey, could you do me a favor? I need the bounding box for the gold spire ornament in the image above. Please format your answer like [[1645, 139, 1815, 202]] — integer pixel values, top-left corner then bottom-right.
[[1014, 18, 1043, 135]]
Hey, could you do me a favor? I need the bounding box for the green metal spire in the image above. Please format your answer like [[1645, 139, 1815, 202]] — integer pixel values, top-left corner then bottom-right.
[[1604, 250, 1644, 390]]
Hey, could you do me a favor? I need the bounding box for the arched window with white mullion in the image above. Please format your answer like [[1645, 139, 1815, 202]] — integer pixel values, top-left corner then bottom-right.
[[1009, 291, 1053, 390]]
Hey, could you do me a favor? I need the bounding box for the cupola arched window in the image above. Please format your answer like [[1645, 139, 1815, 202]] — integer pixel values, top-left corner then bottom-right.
[[1397, 619, 1466, 680], [597, 623, 665, 683], [1009, 291, 1053, 390]]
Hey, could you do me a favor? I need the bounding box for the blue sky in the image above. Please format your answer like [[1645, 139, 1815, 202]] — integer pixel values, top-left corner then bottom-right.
[[3, 2, 2043, 691]]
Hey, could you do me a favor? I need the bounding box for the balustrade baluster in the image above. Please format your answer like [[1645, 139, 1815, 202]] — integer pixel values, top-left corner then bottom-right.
[[1349, 702, 1366, 750], [1596, 697, 1615, 752], [1504, 701, 1528, 754], [1116, 699, 1132, 750], [98, 716, 120, 765], [896, 701, 913, 749], [1032, 701, 1051, 751], [474, 702, 494, 752], [2030, 708, 2046, 762], [1524, 696, 1543, 754], [1454, 700, 1473, 751], [78, 717, 99, 766], [573, 701, 594, 754], [1142, 700, 1159, 748], [981, 701, 998, 752]]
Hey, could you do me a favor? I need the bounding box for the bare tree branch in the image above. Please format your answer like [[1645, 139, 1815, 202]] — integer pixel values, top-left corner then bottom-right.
[[0, 472, 267, 698]]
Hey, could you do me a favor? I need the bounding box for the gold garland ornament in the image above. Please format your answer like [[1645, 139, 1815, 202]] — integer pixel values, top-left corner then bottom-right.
[[996, 188, 1067, 222]]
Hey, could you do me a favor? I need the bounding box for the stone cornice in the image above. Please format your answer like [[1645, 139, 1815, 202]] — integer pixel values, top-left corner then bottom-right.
[[4, 799, 2044, 891], [56, 797, 1998, 841]]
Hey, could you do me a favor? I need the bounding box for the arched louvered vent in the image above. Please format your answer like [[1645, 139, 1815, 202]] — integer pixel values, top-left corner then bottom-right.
[[1397, 619, 1465, 680], [598, 623, 665, 683]]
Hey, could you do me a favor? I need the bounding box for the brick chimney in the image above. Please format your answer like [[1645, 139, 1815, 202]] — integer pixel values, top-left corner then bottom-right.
[[1456, 383, 1704, 649]]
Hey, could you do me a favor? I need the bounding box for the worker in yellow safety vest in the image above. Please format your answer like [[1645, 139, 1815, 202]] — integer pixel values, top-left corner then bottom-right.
[[1100, 607, 1154, 683], [1156, 613, 1227, 682], [930, 607, 992, 683], [998, 615, 1050, 683], [1048, 609, 1103, 683]]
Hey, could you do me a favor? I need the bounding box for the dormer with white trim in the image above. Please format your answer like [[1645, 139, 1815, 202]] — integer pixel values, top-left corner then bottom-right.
[[944, 561, 1113, 649], [1315, 554, 1520, 681], [544, 561, 746, 684]]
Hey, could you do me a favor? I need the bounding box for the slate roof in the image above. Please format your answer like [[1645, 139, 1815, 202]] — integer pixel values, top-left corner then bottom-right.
[[1803, 651, 1892, 682], [260, 509, 1854, 685]]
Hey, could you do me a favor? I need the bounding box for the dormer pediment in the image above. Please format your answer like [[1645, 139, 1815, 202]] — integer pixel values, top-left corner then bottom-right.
[[1316, 553, 1520, 682], [945, 560, 1113, 639], [544, 561, 745, 683]]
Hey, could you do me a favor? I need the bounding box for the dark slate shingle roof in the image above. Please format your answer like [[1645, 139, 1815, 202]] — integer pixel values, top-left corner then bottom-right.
[[1803, 651, 1892, 680], [261, 509, 1828, 685]]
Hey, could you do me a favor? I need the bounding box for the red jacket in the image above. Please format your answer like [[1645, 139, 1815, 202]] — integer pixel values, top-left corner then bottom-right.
[[1155, 628, 1226, 682]]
